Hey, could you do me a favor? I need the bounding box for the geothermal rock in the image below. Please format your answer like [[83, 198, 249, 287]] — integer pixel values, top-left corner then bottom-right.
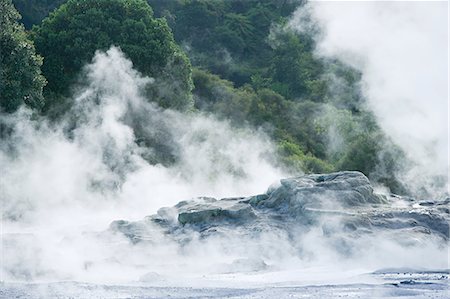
[[110, 171, 449, 243], [255, 171, 387, 212], [176, 197, 256, 225]]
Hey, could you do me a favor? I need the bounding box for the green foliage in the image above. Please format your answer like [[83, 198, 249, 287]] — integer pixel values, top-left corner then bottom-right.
[[269, 29, 325, 100], [323, 60, 364, 112], [12, 0, 66, 29], [278, 140, 333, 173], [0, 0, 46, 113], [33, 0, 193, 112], [192, 68, 333, 174], [337, 133, 380, 175], [147, 1, 329, 104], [148, 0, 302, 87], [193, 68, 253, 122]]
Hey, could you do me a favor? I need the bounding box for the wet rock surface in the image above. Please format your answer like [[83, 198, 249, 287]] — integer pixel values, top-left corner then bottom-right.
[[110, 171, 449, 245]]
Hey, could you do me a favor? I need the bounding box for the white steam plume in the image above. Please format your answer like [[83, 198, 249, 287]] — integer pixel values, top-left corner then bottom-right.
[[0, 47, 284, 222], [290, 1, 448, 196], [0, 47, 285, 282]]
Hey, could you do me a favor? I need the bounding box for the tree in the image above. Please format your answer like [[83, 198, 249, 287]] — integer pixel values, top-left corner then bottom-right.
[[11, 0, 67, 29], [269, 30, 325, 100], [0, 0, 46, 113], [33, 0, 193, 112]]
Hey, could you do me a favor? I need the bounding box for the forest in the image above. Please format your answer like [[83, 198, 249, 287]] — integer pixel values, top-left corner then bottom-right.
[[1, 0, 406, 193]]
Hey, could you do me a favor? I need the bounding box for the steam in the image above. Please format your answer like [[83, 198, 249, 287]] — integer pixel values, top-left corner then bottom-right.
[[0, 47, 285, 282], [0, 46, 447, 286], [290, 1, 448, 197], [0, 48, 283, 219]]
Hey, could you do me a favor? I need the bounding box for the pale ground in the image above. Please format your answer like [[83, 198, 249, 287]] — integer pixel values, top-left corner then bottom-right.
[[1, 269, 448, 298]]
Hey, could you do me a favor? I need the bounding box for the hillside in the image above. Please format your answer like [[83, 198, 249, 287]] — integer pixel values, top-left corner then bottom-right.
[[9, 0, 405, 191]]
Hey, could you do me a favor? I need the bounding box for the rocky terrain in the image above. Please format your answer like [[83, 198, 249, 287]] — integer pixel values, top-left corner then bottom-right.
[[2, 171, 449, 298], [111, 171, 449, 252]]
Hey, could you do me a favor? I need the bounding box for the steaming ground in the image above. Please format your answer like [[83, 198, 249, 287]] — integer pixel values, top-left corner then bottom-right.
[[0, 48, 284, 281], [1, 48, 448, 298]]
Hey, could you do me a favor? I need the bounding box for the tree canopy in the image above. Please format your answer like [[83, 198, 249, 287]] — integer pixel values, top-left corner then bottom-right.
[[33, 0, 193, 112], [0, 0, 46, 113], [11, 0, 66, 29]]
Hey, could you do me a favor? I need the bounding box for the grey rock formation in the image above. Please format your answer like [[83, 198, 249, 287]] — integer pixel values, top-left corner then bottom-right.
[[110, 171, 449, 248]]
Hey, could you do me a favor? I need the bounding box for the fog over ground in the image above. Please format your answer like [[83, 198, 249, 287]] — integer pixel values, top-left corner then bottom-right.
[[0, 48, 287, 282], [290, 1, 449, 197], [0, 2, 448, 295]]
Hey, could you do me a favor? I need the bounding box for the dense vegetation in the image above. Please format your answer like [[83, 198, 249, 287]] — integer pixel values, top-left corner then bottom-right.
[[3, 0, 406, 192], [0, 0, 46, 112], [10, 0, 66, 29], [32, 0, 193, 114]]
